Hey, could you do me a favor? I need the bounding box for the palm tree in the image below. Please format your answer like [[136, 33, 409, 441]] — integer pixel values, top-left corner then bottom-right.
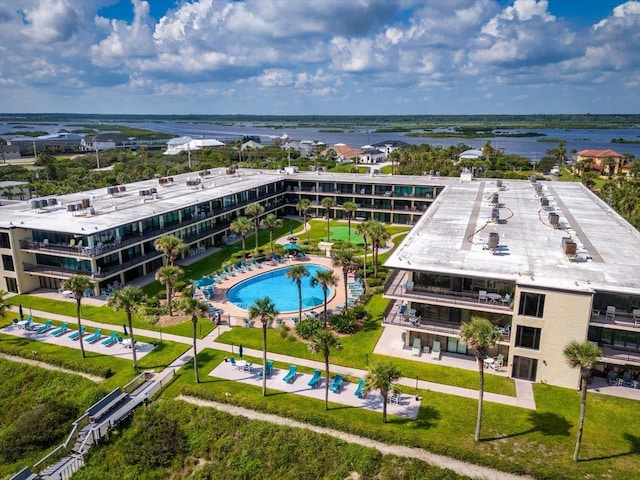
[[459, 316, 503, 441], [286, 265, 310, 324], [230, 216, 253, 258], [342, 201, 357, 243], [179, 296, 209, 383], [365, 359, 401, 423], [246, 202, 265, 251], [0, 290, 8, 321], [332, 248, 359, 312], [308, 330, 342, 410], [154, 234, 187, 266], [260, 213, 283, 253], [355, 220, 370, 283], [155, 265, 183, 316], [108, 286, 146, 372], [563, 340, 602, 461], [321, 197, 336, 241], [296, 199, 312, 243], [367, 220, 389, 278], [62, 275, 93, 358], [311, 269, 338, 326], [600, 156, 617, 178], [248, 297, 278, 396]]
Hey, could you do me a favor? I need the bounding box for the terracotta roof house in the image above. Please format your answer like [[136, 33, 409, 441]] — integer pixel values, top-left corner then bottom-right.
[[322, 143, 364, 163], [576, 149, 625, 176]]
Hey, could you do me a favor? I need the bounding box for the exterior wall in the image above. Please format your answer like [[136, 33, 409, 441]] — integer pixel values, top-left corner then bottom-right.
[[511, 285, 593, 389]]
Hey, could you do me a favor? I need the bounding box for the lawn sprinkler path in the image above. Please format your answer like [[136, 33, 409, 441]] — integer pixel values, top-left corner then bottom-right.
[[177, 395, 534, 480]]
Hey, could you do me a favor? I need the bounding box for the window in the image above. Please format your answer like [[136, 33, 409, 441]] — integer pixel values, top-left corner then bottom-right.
[[0, 232, 10, 249], [2, 255, 15, 271], [515, 326, 541, 350], [4, 277, 18, 293], [518, 292, 545, 318]]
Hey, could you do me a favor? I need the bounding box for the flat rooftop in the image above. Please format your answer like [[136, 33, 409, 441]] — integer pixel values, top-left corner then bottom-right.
[[0, 169, 449, 235], [385, 179, 640, 294]]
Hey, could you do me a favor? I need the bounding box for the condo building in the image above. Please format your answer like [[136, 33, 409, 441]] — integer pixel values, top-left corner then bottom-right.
[[0, 168, 638, 388]]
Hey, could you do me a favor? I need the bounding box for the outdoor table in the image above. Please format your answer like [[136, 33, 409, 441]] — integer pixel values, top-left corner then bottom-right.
[[16, 320, 28, 329], [486, 293, 502, 304], [484, 358, 495, 370], [122, 339, 137, 349]]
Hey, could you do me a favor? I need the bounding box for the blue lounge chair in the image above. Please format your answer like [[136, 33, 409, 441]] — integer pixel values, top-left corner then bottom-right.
[[101, 332, 117, 346], [251, 258, 262, 268], [307, 370, 322, 388], [354, 379, 366, 398], [282, 365, 297, 383], [329, 374, 344, 393], [229, 357, 239, 369], [290, 317, 299, 325], [260, 360, 274, 377], [86, 329, 102, 343], [298, 251, 309, 259], [24, 317, 34, 330], [241, 260, 252, 270], [69, 326, 86, 341], [50, 323, 68, 337], [35, 319, 52, 334]]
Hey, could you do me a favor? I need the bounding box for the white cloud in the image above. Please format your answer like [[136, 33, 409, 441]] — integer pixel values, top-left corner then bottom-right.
[[22, 0, 81, 43]]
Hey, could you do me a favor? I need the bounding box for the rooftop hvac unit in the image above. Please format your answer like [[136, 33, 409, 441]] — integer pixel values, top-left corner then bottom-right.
[[491, 208, 500, 223], [119, 186, 126, 192], [549, 212, 560, 227], [48, 198, 57, 207], [107, 186, 117, 195], [30, 199, 40, 209], [534, 183, 543, 194], [488, 232, 499, 250], [150, 187, 157, 194], [67, 203, 77, 212], [491, 193, 499, 205], [563, 240, 577, 255], [540, 197, 549, 207], [529, 174, 537, 183], [496, 179, 503, 188], [81, 198, 91, 209]]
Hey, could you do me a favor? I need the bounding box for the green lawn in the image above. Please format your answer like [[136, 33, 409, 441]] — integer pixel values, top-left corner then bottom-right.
[[168, 350, 640, 480]]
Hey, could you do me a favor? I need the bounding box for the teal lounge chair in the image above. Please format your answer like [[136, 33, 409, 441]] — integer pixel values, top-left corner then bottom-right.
[[411, 337, 421, 357], [283, 365, 297, 383], [86, 329, 102, 343], [50, 323, 68, 337], [329, 374, 344, 393], [260, 360, 273, 378], [354, 378, 366, 398], [101, 332, 117, 346], [69, 326, 86, 341], [35, 320, 52, 334], [307, 370, 322, 388]]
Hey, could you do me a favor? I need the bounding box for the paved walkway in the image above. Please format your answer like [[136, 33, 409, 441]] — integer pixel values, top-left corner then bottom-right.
[[177, 395, 534, 480]]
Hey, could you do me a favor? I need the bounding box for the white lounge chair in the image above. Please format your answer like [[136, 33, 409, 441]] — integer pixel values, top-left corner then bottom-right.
[[494, 353, 504, 371], [478, 290, 488, 303], [431, 340, 441, 360], [411, 337, 421, 357]]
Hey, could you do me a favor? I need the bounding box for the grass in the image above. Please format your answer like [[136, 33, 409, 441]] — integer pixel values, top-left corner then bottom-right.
[[166, 349, 640, 480], [6, 296, 215, 339]]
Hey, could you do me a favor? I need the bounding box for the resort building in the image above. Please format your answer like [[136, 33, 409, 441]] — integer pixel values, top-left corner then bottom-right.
[[576, 149, 624, 176], [0, 169, 638, 389]]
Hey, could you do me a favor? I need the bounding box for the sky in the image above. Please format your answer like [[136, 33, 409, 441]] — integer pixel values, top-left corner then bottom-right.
[[1, 0, 639, 115]]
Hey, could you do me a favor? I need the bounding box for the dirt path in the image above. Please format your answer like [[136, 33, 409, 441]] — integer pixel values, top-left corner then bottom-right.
[[0, 353, 104, 382], [177, 395, 533, 480]]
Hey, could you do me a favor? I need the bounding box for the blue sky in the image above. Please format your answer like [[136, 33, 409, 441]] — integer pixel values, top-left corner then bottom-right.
[[1, 1, 639, 115]]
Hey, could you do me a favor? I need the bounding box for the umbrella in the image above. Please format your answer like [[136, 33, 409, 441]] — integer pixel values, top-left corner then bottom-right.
[[303, 296, 323, 307], [239, 344, 243, 358], [19, 304, 24, 321], [195, 277, 214, 287], [284, 243, 300, 251]]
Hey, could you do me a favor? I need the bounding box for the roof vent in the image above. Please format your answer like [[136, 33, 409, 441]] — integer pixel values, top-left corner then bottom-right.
[[490, 193, 499, 205], [488, 232, 499, 250], [491, 208, 500, 223], [496, 179, 503, 188], [563, 238, 577, 256], [549, 212, 559, 228], [540, 197, 549, 207]]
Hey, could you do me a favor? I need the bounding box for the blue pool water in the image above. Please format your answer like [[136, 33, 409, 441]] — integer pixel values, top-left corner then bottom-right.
[[227, 264, 332, 312]]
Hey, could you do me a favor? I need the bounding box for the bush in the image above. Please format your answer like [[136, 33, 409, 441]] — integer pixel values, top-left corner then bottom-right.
[[278, 323, 290, 339], [350, 305, 371, 322], [366, 278, 383, 287], [295, 317, 324, 340], [329, 313, 358, 334], [174, 281, 187, 292]]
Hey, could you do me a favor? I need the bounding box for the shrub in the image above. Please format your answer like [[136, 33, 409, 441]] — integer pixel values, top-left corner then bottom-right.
[[350, 305, 371, 322], [278, 323, 290, 339], [295, 317, 324, 340], [366, 278, 383, 287], [329, 313, 358, 334], [174, 281, 187, 292]]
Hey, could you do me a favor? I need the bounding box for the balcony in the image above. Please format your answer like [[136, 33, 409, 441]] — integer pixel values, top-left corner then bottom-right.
[[386, 271, 514, 315], [599, 346, 640, 366], [590, 310, 640, 331]]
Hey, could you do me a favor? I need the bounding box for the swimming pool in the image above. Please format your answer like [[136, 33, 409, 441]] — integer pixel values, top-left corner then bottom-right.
[[227, 264, 332, 312]]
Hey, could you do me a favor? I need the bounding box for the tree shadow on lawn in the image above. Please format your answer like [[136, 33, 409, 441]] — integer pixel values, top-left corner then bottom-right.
[[481, 411, 572, 442], [579, 432, 640, 462]]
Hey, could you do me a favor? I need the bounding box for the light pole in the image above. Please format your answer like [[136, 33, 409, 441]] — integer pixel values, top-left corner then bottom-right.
[[95, 146, 100, 169]]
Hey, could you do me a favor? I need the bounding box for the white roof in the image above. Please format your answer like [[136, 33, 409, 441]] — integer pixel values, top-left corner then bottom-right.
[[164, 137, 224, 155], [459, 149, 483, 159]]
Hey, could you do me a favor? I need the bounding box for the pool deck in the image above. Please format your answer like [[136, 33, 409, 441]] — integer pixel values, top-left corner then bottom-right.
[[206, 254, 349, 327]]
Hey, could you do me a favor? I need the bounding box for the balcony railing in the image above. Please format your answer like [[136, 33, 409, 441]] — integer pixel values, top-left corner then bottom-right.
[[590, 311, 640, 330], [599, 346, 640, 365], [386, 271, 514, 313]]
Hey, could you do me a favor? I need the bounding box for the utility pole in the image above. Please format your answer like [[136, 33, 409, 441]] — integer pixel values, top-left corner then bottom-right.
[[33, 140, 37, 161], [95, 145, 100, 169]]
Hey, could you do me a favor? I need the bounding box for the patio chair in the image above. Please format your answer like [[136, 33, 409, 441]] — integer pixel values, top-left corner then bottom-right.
[[354, 378, 366, 398], [633, 309, 640, 326], [260, 360, 274, 378], [69, 326, 86, 341], [86, 329, 102, 343], [478, 290, 488, 303], [50, 323, 68, 337], [243, 362, 253, 373], [607, 369, 618, 385], [431, 340, 441, 360], [283, 365, 297, 383], [229, 357, 239, 369], [24, 317, 33, 330], [101, 332, 117, 346], [389, 392, 401, 405], [329, 374, 344, 393], [494, 353, 504, 371], [11, 318, 19, 329], [251, 258, 262, 268], [622, 371, 632, 386], [411, 337, 421, 357], [307, 370, 322, 388], [35, 319, 52, 334], [606, 306, 616, 322], [501, 293, 511, 306], [498, 323, 511, 336]]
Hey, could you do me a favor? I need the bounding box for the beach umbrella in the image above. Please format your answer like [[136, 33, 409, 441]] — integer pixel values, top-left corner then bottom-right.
[[303, 296, 323, 307], [19, 304, 24, 321], [284, 243, 300, 251], [239, 344, 243, 358]]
